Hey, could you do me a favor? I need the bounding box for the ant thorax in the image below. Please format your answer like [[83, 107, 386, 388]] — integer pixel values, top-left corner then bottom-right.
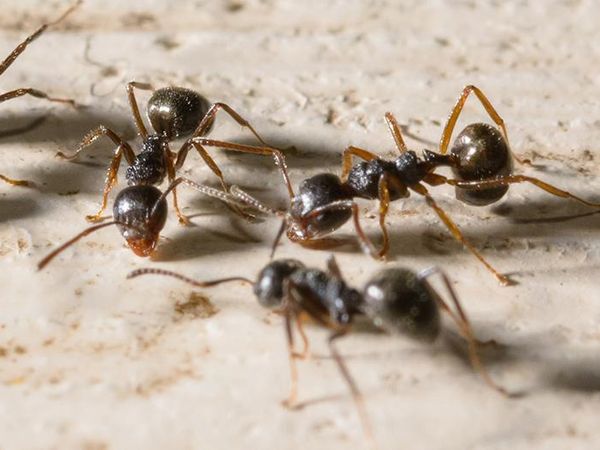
[[125, 135, 170, 186]]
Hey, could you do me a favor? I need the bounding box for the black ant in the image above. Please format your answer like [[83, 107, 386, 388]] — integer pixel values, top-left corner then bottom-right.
[[127, 256, 511, 448], [37, 176, 247, 269], [56, 81, 291, 224], [228, 85, 600, 285], [0, 1, 80, 186]]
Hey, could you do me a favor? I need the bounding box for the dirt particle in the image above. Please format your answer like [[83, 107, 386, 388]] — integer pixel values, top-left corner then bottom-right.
[[0, 347, 6, 357], [174, 292, 219, 319], [226, 1, 245, 12], [14, 345, 26, 354], [155, 35, 180, 51]]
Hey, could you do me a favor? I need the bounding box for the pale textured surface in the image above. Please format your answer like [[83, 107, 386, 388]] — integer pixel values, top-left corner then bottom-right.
[[1, 1, 600, 449]]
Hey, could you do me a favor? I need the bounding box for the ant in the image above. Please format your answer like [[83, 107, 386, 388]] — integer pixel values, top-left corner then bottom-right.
[[56, 81, 291, 224], [37, 176, 248, 269], [227, 85, 600, 285], [127, 256, 511, 448], [0, 1, 80, 187]]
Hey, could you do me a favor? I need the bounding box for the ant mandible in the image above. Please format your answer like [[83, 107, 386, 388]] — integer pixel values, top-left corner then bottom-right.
[[37, 176, 248, 269], [229, 85, 600, 286], [0, 1, 80, 187], [127, 256, 511, 448], [56, 81, 291, 224]]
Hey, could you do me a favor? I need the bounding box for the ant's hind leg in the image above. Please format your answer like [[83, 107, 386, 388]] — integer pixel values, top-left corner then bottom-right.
[[410, 183, 512, 286], [0, 88, 76, 108]]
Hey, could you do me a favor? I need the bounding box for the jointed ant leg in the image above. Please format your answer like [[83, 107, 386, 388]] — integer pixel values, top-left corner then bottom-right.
[[445, 175, 600, 208], [175, 141, 228, 191], [341, 146, 378, 181], [189, 102, 271, 147], [384, 112, 408, 154], [283, 308, 300, 408], [376, 174, 392, 259], [163, 145, 190, 224], [293, 316, 310, 359], [56, 125, 135, 162], [0, 88, 75, 108], [300, 200, 384, 260], [410, 183, 511, 286], [126, 81, 154, 138], [187, 138, 295, 199], [418, 267, 509, 396], [0, 174, 32, 187], [329, 330, 377, 449], [0, 0, 81, 78]]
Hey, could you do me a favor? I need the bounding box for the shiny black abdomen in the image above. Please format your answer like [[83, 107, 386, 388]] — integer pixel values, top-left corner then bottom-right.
[[362, 268, 440, 341], [290, 173, 354, 235], [450, 123, 513, 206], [147, 87, 211, 139]]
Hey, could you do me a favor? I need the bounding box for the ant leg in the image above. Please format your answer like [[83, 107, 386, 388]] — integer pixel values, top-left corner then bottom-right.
[[300, 200, 384, 260], [410, 183, 511, 286], [174, 141, 228, 191], [439, 85, 529, 165], [418, 267, 510, 396], [384, 112, 408, 154], [293, 316, 311, 359], [328, 330, 377, 448], [126, 81, 153, 138], [163, 145, 191, 225], [341, 146, 378, 181], [445, 175, 600, 208], [0, 174, 32, 187], [376, 174, 392, 259], [189, 102, 271, 147], [282, 309, 300, 408], [188, 138, 295, 199], [0, 0, 81, 77], [325, 255, 343, 279], [56, 125, 135, 163], [0, 88, 75, 108], [86, 144, 134, 222]]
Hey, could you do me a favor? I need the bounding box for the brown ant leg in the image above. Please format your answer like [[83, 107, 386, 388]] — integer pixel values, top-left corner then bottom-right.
[[56, 126, 135, 222], [189, 102, 271, 147], [299, 200, 384, 260], [410, 183, 511, 286], [293, 316, 311, 359], [341, 146, 378, 181], [439, 85, 530, 165], [163, 146, 190, 225], [418, 267, 510, 396], [282, 308, 300, 408], [329, 330, 377, 449], [0, 0, 81, 77], [325, 254, 343, 279], [126, 81, 154, 138], [187, 139, 295, 199], [384, 112, 408, 153], [0, 88, 75, 108], [376, 174, 392, 259], [0, 174, 32, 187], [174, 141, 228, 191], [445, 175, 600, 208]]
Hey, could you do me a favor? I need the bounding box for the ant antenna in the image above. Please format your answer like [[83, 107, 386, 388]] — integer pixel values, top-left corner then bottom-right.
[[126, 267, 254, 287]]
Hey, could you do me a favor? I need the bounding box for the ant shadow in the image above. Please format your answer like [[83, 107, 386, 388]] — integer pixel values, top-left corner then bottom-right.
[[0, 196, 39, 222]]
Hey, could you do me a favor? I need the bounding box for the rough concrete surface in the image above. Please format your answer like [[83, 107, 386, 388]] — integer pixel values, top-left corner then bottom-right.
[[1, 1, 600, 449]]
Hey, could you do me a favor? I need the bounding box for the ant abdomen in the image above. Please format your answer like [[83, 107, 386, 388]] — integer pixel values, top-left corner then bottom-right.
[[450, 123, 513, 206], [113, 185, 168, 256], [290, 173, 354, 237], [147, 87, 212, 139], [254, 259, 305, 308], [362, 268, 440, 342]]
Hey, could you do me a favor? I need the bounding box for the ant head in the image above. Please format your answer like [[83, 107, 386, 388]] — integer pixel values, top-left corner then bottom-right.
[[287, 173, 353, 240], [450, 123, 513, 206], [113, 185, 168, 256], [147, 87, 211, 140], [253, 259, 305, 308], [362, 268, 440, 342]]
